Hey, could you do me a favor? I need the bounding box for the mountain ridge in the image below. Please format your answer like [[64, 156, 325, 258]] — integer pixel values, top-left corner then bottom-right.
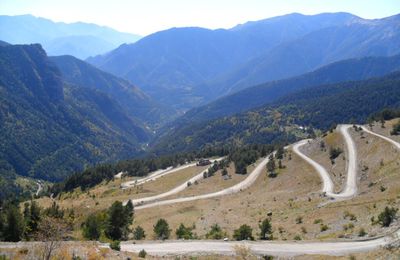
[[0, 14, 141, 58], [87, 12, 400, 111], [151, 70, 400, 154], [172, 54, 400, 127]]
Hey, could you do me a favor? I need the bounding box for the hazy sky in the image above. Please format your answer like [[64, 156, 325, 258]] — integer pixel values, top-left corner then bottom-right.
[[1, 0, 399, 36]]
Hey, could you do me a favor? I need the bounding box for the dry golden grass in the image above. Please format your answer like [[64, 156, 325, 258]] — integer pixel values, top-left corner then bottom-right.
[[29, 122, 400, 259], [35, 164, 208, 222], [166, 162, 247, 199], [300, 130, 347, 193], [132, 126, 400, 242], [369, 119, 400, 143], [132, 150, 325, 240]]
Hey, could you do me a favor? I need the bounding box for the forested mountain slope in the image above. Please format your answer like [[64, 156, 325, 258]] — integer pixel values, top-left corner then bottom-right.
[[209, 13, 400, 94], [50, 55, 176, 126], [151, 71, 400, 154], [88, 13, 358, 110], [88, 13, 400, 111], [175, 55, 400, 125], [0, 44, 150, 182]]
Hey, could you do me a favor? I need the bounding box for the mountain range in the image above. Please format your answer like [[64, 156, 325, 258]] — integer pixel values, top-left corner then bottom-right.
[[88, 13, 400, 111], [0, 15, 141, 59], [1, 12, 400, 186]]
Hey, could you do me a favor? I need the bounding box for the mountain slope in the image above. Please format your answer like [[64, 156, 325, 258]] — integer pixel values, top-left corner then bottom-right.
[[176, 54, 400, 125], [0, 44, 150, 181], [0, 15, 141, 59], [151, 71, 400, 154], [88, 13, 358, 110], [213, 14, 400, 93], [88, 27, 255, 110], [50, 55, 176, 126]]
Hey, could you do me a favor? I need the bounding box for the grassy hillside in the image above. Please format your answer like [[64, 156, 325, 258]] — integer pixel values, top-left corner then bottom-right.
[[34, 121, 400, 245]]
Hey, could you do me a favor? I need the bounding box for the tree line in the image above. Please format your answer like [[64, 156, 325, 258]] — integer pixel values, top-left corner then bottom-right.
[[52, 143, 277, 195], [51, 146, 230, 194]]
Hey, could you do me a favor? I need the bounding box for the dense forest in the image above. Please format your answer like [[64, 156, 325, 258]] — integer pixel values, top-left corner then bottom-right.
[[0, 43, 171, 205], [170, 54, 400, 128], [151, 72, 400, 155]]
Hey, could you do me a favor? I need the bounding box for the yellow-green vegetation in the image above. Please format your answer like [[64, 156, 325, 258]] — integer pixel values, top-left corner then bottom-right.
[[301, 130, 347, 192], [168, 162, 247, 198], [32, 123, 400, 250], [36, 164, 208, 219], [132, 126, 400, 241]]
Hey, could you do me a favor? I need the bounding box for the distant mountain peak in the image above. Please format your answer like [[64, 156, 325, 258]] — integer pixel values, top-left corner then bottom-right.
[[0, 14, 142, 58]]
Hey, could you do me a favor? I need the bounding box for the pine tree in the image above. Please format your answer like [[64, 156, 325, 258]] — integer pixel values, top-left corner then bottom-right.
[[259, 218, 272, 240], [105, 201, 133, 240], [83, 214, 101, 240], [133, 226, 146, 240], [4, 205, 25, 242], [153, 218, 170, 240], [275, 147, 284, 160], [28, 201, 41, 234]]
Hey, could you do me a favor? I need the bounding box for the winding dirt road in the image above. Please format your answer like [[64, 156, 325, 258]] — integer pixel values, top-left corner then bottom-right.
[[361, 125, 400, 149], [124, 157, 225, 206], [121, 157, 225, 190], [293, 124, 357, 199], [119, 125, 400, 256], [132, 156, 270, 209]]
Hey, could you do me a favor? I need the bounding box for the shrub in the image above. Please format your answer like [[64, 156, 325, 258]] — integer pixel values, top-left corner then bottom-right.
[[313, 219, 323, 224], [378, 206, 398, 227], [358, 228, 367, 237], [293, 235, 302, 240], [343, 223, 354, 231], [176, 223, 194, 239], [390, 120, 400, 135], [109, 240, 120, 251], [329, 147, 343, 161], [233, 224, 253, 241], [343, 211, 357, 221], [206, 224, 225, 239], [133, 226, 146, 240], [295, 216, 303, 224], [320, 224, 329, 232], [138, 249, 147, 258]]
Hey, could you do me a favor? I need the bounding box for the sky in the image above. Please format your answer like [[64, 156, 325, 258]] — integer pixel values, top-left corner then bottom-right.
[[1, 0, 399, 36]]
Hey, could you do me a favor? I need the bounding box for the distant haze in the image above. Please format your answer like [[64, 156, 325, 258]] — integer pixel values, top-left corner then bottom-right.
[[0, 0, 399, 35]]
